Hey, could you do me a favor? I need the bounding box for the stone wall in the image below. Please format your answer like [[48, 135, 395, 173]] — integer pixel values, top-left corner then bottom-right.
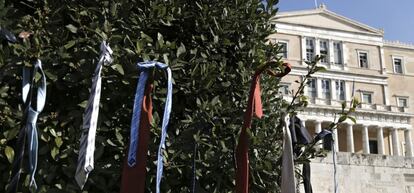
[[305, 152, 414, 193]]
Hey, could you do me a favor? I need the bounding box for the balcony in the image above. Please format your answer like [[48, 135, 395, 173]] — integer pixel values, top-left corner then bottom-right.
[[283, 95, 409, 113]]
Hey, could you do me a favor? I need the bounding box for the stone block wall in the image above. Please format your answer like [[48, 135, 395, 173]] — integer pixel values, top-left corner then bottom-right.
[[304, 152, 414, 193]]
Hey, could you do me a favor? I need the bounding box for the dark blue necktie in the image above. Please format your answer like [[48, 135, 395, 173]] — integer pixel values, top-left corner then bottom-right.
[[127, 61, 172, 193], [8, 59, 46, 193]]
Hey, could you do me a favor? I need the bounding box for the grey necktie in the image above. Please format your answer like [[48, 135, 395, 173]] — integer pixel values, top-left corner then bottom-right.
[[8, 59, 46, 193], [75, 41, 113, 189]]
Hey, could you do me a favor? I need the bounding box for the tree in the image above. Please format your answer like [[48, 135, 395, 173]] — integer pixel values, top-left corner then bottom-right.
[[0, 0, 357, 192]]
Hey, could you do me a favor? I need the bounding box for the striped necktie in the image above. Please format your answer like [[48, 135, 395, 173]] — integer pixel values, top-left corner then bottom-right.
[[120, 61, 172, 193], [8, 59, 46, 193], [75, 41, 113, 189]]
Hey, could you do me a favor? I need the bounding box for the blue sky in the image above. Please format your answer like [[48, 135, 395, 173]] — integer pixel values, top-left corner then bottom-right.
[[276, 0, 414, 44]]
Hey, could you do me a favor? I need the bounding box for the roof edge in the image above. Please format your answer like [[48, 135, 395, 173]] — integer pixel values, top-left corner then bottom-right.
[[384, 40, 414, 50], [272, 6, 384, 36]]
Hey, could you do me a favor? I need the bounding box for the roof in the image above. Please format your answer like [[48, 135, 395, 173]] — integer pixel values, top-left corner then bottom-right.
[[270, 4, 384, 36]]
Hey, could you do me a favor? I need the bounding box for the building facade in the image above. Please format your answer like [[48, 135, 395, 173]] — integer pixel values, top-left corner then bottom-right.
[[270, 5, 414, 193]]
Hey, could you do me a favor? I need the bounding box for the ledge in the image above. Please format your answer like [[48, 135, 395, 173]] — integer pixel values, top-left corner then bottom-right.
[[312, 152, 414, 169]]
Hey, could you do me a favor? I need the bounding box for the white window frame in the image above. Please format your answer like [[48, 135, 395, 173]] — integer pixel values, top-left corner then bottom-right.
[[306, 38, 315, 62], [360, 91, 373, 104], [319, 39, 329, 64], [396, 96, 409, 107], [321, 79, 331, 99], [307, 78, 317, 98], [276, 40, 289, 59], [335, 80, 346, 101], [333, 41, 343, 65], [392, 56, 404, 74], [278, 83, 291, 95], [357, 50, 369, 68]]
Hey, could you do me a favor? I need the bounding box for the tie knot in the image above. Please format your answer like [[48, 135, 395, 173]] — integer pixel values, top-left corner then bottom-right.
[[137, 61, 168, 70], [27, 108, 39, 124], [100, 41, 113, 65]]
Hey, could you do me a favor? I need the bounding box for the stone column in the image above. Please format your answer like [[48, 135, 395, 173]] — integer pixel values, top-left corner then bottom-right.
[[301, 119, 306, 128], [314, 120, 322, 149], [404, 129, 413, 157], [345, 81, 352, 102], [391, 128, 401, 156], [346, 123, 355, 153], [383, 85, 390, 106], [377, 126, 385, 155], [301, 36, 307, 65], [333, 128, 339, 152], [362, 125, 370, 154]]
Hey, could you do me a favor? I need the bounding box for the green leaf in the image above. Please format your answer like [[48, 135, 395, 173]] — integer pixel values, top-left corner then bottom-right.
[[315, 66, 327, 72], [78, 100, 88, 108], [55, 137, 63, 148], [65, 24, 78, 33], [5, 146, 14, 163], [338, 115, 347, 123], [348, 116, 356, 124], [211, 96, 219, 106], [111, 64, 124, 75], [177, 43, 186, 57], [64, 40, 76, 49], [141, 32, 153, 42], [51, 147, 59, 159]]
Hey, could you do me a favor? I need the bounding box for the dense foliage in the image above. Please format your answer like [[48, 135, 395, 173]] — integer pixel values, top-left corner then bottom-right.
[[0, 0, 294, 192]]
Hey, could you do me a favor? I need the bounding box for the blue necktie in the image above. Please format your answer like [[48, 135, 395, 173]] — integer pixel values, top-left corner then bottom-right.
[[8, 59, 46, 193], [127, 61, 172, 193], [75, 41, 113, 189]]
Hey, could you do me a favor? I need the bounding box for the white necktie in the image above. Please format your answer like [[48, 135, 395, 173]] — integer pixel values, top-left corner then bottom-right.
[[281, 114, 296, 193], [75, 41, 113, 189]]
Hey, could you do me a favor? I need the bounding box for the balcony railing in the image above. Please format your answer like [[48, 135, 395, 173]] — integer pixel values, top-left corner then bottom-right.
[[283, 95, 409, 113]]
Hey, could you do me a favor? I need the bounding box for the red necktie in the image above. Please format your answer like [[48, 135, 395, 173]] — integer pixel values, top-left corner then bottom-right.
[[236, 71, 263, 193], [120, 82, 153, 193], [235, 63, 291, 193]]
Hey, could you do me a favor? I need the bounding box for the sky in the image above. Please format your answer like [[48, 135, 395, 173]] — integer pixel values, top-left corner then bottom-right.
[[276, 0, 414, 44]]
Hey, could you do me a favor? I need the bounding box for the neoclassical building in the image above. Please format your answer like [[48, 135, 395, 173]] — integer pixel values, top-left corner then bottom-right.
[[270, 5, 414, 193]]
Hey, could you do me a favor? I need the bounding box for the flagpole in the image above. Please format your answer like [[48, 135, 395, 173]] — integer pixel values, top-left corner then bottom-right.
[[314, 0, 318, 8]]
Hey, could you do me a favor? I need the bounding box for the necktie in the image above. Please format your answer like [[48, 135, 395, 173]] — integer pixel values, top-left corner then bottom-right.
[[0, 27, 17, 43], [75, 41, 113, 189], [8, 59, 46, 193], [120, 61, 172, 193], [281, 114, 296, 193], [235, 70, 263, 193], [235, 63, 291, 193]]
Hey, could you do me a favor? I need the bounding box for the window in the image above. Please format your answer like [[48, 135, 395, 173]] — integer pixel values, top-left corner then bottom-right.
[[393, 58, 403, 74], [277, 41, 288, 59], [306, 38, 315, 62], [278, 84, 290, 95], [335, 80, 345, 101], [307, 78, 317, 98], [321, 79, 331, 99], [333, 41, 343, 64], [362, 92, 372, 104], [397, 97, 408, 107], [369, 140, 378, 154], [320, 40, 329, 63], [358, 51, 368, 68]]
